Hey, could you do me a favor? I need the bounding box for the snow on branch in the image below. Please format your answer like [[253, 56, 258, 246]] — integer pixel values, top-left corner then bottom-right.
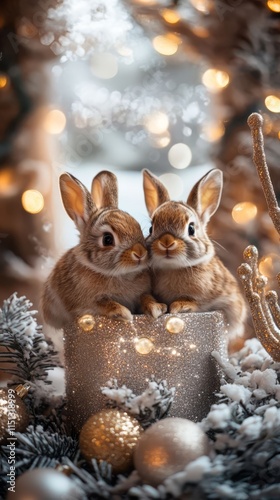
[[0, 293, 59, 400], [101, 376, 175, 427]]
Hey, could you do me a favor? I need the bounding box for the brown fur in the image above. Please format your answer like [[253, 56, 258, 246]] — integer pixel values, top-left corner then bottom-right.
[[42, 171, 165, 328], [143, 168, 247, 338]]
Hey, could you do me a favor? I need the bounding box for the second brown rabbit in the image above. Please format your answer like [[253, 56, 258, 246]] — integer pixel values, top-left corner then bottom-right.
[[143, 168, 247, 338], [42, 170, 166, 328]]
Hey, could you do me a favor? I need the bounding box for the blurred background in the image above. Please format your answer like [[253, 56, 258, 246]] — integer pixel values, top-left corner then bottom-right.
[[1, 0, 280, 343]]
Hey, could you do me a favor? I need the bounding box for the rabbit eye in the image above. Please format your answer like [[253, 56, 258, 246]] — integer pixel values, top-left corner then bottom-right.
[[188, 222, 195, 236], [149, 226, 153, 235], [102, 232, 114, 246]]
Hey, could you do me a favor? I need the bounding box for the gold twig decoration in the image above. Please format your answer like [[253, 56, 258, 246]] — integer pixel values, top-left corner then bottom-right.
[[238, 246, 280, 361], [238, 112, 280, 361], [247, 113, 280, 235]]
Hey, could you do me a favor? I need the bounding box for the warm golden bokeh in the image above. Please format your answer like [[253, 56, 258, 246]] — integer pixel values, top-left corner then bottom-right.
[[202, 69, 230, 91], [21, 190, 45, 214]]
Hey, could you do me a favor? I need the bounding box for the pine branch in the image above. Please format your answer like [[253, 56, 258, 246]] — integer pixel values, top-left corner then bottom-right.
[[101, 376, 175, 428], [1, 428, 79, 476], [62, 458, 113, 499], [0, 293, 60, 397]]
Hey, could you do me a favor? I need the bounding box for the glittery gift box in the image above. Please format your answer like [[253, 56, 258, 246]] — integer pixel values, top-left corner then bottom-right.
[[63, 312, 227, 431]]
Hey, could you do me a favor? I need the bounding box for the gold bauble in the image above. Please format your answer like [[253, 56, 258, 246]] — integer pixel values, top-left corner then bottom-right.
[[0, 387, 30, 443], [79, 409, 143, 474]]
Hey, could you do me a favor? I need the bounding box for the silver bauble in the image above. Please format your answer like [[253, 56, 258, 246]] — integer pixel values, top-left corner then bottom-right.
[[134, 417, 210, 486], [6, 468, 84, 500]]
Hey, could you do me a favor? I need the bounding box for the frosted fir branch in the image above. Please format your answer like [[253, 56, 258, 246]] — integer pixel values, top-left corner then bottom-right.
[[62, 458, 113, 499], [101, 377, 175, 427], [211, 339, 280, 418], [0, 294, 59, 394], [1, 428, 79, 476]]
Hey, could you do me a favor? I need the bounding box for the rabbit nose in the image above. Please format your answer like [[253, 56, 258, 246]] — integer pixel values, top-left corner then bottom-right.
[[131, 243, 147, 261], [158, 234, 177, 250]]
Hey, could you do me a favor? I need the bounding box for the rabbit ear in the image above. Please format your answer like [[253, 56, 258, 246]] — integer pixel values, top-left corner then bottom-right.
[[60, 173, 95, 230], [91, 170, 118, 209], [143, 169, 170, 217], [187, 169, 223, 225]]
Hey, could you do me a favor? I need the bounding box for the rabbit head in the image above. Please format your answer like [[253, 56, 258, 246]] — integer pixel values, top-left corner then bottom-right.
[[143, 169, 223, 269], [60, 170, 148, 276]]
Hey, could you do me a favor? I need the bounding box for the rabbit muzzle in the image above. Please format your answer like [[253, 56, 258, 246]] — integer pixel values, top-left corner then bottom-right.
[[152, 233, 183, 262], [157, 234, 178, 255], [131, 243, 148, 265]]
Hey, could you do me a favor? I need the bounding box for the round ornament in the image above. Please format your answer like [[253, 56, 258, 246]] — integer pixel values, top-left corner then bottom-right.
[[0, 386, 30, 443], [79, 409, 143, 474], [165, 316, 185, 334], [77, 314, 95, 332], [6, 468, 84, 500], [134, 417, 210, 486]]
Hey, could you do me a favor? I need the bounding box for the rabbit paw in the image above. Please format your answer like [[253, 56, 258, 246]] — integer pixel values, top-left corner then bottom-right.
[[140, 294, 167, 318], [146, 301, 168, 319], [109, 306, 133, 322], [170, 300, 198, 314], [96, 299, 133, 322]]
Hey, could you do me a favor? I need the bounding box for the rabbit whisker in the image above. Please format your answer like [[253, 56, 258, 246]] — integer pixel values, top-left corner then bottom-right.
[[212, 239, 228, 253]]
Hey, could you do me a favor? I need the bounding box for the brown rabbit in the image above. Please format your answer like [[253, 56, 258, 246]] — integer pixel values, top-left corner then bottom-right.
[[42, 170, 166, 328], [143, 168, 247, 338]]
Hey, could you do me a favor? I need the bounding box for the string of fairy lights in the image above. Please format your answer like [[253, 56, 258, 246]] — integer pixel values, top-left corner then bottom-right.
[[0, 0, 279, 281]]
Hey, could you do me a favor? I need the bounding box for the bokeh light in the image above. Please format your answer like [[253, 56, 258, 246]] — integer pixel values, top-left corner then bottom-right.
[[132, 0, 158, 3], [150, 131, 171, 148], [159, 173, 184, 199], [91, 53, 118, 79], [152, 35, 179, 56], [168, 143, 192, 169], [0, 74, 8, 89], [43, 109, 66, 134], [117, 46, 133, 57], [161, 9, 180, 23], [202, 69, 230, 91], [232, 202, 257, 224], [21, 190, 44, 214], [190, 0, 212, 13], [191, 26, 210, 38], [201, 121, 225, 142], [144, 112, 169, 134], [0, 169, 15, 195], [264, 95, 280, 113], [17, 20, 37, 38], [259, 254, 280, 278], [267, 0, 280, 12]]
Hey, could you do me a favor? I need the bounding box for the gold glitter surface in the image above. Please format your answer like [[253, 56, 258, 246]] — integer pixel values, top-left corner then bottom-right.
[[64, 312, 227, 432], [0, 389, 30, 443], [79, 409, 143, 474]]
